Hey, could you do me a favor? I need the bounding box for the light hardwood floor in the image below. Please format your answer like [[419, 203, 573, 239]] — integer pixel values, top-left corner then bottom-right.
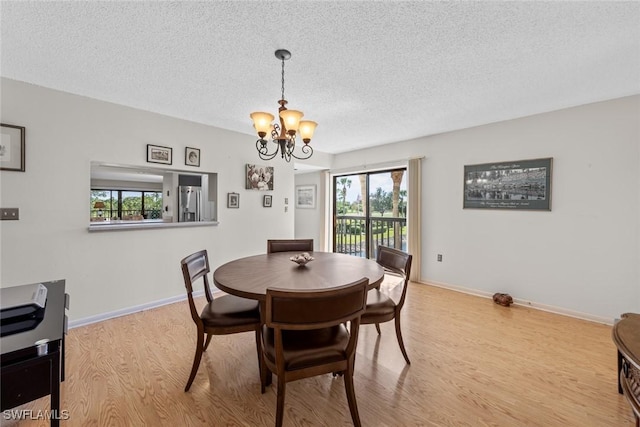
[[4, 283, 635, 426]]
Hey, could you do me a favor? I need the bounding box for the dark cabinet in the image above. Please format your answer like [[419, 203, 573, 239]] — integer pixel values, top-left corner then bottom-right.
[[1, 281, 67, 426]]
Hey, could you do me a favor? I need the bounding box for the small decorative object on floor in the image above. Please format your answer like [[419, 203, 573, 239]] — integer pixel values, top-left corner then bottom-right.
[[290, 252, 314, 266], [493, 293, 513, 307]]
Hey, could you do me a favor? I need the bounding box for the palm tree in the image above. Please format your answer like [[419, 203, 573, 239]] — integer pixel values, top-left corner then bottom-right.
[[358, 174, 366, 216], [398, 189, 407, 217], [338, 177, 351, 214], [391, 171, 405, 248]]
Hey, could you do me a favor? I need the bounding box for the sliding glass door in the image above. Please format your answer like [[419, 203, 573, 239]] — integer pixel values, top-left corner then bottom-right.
[[333, 168, 407, 259]]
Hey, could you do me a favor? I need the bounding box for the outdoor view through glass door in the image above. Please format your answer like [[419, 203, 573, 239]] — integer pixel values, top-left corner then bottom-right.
[[333, 168, 407, 259]]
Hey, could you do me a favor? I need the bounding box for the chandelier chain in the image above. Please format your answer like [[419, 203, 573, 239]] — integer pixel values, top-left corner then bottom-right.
[[281, 57, 286, 100]]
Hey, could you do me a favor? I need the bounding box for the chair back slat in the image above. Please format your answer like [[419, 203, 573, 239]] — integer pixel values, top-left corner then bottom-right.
[[181, 250, 209, 291], [376, 246, 412, 308], [377, 245, 412, 277], [180, 249, 214, 323], [267, 239, 314, 254], [265, 278, 368, 330]]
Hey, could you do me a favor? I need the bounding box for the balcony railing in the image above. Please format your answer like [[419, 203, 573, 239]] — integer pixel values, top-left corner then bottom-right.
[[90, 209, 162, 220], [335, 215, 407, 258]]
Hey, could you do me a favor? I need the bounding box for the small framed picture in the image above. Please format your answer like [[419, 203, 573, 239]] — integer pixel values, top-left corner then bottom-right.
[[0, 123, 26, 172], [263, 195, 272, 208], [246, 164, 274, 190], [296, 185, 316, 209], [227, 192, 239, 209], [147, 144, 172, 165], [185, 147, 200, 167]]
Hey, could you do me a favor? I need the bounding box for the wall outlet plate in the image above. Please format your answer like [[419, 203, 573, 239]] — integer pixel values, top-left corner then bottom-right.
[[0, 208, 19, 220]]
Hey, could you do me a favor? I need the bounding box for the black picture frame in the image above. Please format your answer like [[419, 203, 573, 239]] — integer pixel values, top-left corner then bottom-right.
[[263, 195, 272, 208], [185, 147, 200, 167], [147, 144, 172, 165], [227, 192, 239, 209], [463, 157, 552, 210], [0, 123, 25, 172]]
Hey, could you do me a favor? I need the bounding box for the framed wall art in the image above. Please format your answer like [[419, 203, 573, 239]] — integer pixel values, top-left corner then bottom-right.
[[147, 144, 172, 165], [463, 157, 552, 210], [227, 192, 239, 209], [185, 147, 200, 167], [0, 123, 25, 172], [246, 164, 274, 190], [295, 184, 316, 209], [263, 195, 272, 208]]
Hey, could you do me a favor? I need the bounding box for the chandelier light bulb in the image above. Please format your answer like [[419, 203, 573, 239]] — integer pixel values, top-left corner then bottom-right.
[[279, 109, 303, 134], [250, 112, 274, 138], [298, 121, 317, 143]]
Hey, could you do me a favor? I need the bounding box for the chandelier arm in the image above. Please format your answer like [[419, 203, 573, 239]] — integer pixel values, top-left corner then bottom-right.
[[288, 144, 314, 160], [271, 124, 281, 140], [256, 136, 312, 162], [256, 139, 280, 161], [259, 151, 280, 161]]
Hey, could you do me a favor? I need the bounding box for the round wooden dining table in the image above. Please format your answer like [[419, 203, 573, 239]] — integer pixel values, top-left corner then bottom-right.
[[213, 251, 384, 301]]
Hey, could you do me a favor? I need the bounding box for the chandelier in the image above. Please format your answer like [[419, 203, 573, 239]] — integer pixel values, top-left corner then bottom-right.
[[250, 49, 317, 162]]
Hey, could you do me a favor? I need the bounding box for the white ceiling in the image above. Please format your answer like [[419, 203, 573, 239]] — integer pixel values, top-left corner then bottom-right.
[[1, 1, 639, 159]]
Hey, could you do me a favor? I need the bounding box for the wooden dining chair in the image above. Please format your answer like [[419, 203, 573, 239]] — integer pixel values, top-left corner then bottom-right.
[[361, 245, 413, 364], [267, 239, 314, 253], [180, 249, 262, 392], [261, 278, 369, 427]]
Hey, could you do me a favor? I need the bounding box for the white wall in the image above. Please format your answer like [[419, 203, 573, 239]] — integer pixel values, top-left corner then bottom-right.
[[331, 96, 640, 321], [0, 78, 297, 322]]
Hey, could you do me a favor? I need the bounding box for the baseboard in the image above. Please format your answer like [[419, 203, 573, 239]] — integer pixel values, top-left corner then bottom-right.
[[416, 279, 614, 326], [68, 289, 212, 329]]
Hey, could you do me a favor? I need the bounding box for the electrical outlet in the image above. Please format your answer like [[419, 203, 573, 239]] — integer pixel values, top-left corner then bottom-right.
[[437, 254, 443, 262], [0, 208, 19, 220]]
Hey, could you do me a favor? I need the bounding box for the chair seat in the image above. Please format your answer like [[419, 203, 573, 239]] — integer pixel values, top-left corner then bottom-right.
[[262, 324, 349, 370], [361, 290, 396, 319], [201, 294, 260, 327]]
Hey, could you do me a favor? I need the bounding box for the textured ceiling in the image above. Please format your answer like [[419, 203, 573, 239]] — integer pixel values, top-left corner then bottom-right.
[[1, 1, 639, 159]]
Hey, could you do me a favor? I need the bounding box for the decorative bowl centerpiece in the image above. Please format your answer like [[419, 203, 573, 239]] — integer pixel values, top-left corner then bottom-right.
[[290, 252, 314, 266]]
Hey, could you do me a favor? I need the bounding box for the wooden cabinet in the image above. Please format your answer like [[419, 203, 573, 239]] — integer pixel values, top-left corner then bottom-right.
[[1, 281, 67, 426], [612, 313, 640, 426]]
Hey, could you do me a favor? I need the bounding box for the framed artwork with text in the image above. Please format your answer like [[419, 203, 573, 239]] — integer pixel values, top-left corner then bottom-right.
[[463, 158, 552, 210]]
